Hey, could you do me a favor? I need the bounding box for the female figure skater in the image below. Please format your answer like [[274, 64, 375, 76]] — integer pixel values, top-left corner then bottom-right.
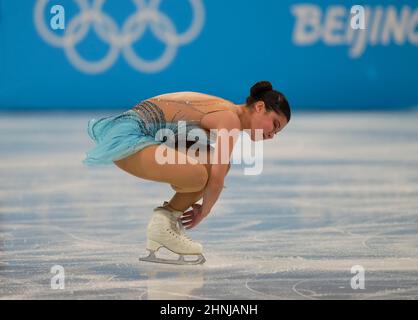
[[83, 81, 291, 265]]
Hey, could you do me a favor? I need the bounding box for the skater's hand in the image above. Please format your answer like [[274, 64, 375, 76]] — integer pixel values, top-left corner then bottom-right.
[[181, 204, 206, 230]]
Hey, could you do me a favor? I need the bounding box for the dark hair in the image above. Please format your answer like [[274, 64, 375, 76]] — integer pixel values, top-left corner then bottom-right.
[[246, 81, 291, 122]]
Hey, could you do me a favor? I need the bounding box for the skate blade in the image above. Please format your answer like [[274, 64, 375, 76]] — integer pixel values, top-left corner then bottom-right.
[[139, 251, 206, 265]]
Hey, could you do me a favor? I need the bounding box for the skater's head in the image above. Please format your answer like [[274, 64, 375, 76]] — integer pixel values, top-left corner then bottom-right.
[[245, 81, 291, 141]]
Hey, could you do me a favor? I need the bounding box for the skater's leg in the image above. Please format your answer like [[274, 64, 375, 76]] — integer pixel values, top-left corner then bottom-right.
[[167, 159, 231, 212], [166, 190, 206, 212], [114, 145, 209, 194], [119, 146, 212, 265], [114, 145, 230, 212], [165, 146, 213, 211]]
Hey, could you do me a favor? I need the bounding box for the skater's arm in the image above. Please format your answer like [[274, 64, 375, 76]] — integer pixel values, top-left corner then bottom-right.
[[200, 176, 225, 217], [200, 112, 241, 217]]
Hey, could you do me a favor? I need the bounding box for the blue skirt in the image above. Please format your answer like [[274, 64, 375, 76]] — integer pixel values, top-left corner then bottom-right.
[[83, 110, 166, 166], [83, 110, 208, 166]]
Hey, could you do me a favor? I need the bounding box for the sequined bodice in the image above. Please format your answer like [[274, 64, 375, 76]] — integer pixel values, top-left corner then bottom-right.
[[127, 96, 236, 146], [145, 97, 234, 124]]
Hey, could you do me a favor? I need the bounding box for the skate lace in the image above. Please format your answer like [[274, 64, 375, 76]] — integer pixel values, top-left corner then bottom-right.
[[170, 217, 192, 242]]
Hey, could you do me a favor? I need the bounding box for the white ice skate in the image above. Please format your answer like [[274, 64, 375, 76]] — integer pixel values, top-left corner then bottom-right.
[[139, 205, 206, 265]]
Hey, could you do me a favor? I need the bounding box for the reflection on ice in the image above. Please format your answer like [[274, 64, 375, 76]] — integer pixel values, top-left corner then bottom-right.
[[141, 266, 205, 300]]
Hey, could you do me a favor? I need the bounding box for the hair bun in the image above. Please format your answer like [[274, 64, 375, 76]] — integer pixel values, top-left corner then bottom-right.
[[250, 81, 273, 98]]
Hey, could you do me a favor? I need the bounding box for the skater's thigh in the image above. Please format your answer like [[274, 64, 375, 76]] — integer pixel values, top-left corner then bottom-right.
[[114, 145, 208, 187]]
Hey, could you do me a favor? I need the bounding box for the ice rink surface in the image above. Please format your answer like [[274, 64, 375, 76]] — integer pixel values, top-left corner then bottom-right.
[[1, 111, 418, 300]]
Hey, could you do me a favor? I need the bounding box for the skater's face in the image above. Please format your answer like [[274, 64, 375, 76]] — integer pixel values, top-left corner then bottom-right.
[[249, 101, 288, 141]]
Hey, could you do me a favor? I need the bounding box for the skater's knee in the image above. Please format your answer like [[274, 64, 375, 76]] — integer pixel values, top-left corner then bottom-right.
[[186, 166, 209, 192], [173, 166, 208, 193]]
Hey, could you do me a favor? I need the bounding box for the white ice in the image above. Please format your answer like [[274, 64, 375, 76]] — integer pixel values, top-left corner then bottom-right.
[[0, 111, 418, 299]]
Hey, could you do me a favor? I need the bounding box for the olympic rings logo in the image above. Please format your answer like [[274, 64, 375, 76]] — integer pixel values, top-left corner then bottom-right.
[[34, 0, 205, 74]]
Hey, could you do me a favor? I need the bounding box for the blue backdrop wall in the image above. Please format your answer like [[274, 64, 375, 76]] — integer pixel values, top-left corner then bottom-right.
[[0, 0, 417, 110]]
